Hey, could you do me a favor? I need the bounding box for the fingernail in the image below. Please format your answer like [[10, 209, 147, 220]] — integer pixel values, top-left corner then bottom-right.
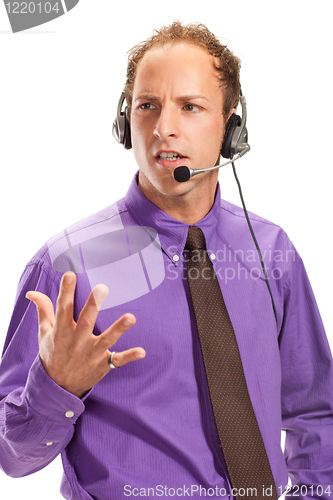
[[123, 317, 134, 326], [64, 272, 75, 285], [136, 353, 145, 359], [93, 285, 109, 310]]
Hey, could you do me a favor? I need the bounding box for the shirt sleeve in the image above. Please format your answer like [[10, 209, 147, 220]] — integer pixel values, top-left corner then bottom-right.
[[279, 250, 333, 498], [0, 259, 85, 478]]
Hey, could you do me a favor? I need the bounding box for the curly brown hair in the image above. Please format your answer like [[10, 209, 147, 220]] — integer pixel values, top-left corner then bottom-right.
[[124, 21, 241, 122]]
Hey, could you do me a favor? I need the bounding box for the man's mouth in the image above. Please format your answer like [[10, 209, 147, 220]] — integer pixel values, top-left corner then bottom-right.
[[157, 152, 186, 162]]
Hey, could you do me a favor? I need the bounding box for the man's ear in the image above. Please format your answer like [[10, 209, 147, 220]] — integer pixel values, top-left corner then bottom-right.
[[227, 108, 236, 121]]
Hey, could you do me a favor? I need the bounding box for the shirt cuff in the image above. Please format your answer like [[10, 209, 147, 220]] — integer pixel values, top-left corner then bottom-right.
[[22, 355, 86, 423]]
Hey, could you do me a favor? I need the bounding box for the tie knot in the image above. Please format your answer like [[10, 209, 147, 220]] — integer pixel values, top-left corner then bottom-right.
[[185, 226, 206, 252]]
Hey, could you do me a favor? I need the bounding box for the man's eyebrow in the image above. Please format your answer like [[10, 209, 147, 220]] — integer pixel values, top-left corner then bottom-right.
[[134, 93, 157, 101], [178, 94, 210, 102], [134, 93, 210, 102]]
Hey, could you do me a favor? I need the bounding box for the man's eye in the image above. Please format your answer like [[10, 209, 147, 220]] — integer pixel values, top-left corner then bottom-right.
[[140, 103, 155, 110], [184, 104, 200, 112]]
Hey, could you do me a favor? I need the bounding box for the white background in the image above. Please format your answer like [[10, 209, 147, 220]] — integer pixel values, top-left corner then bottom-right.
[[1, 1, 332, 498]]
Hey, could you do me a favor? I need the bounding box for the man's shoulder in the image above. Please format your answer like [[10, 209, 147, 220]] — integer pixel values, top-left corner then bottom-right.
[[219, 198, 274, 226], [218, 198, 295, 251], [49, 199, 127, 245], [27, 197, 130, 273]]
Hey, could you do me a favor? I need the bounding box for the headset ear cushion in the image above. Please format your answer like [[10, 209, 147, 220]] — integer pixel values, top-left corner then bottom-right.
[[221, 114, 241, 159], [112, 109, 132, 149], [112, 115, 123, 145], [123, 110, 132, 150], [112, 92, 132, 150]]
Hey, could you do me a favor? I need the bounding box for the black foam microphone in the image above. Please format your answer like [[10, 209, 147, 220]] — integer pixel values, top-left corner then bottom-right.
[[173, 146, 250, 182]]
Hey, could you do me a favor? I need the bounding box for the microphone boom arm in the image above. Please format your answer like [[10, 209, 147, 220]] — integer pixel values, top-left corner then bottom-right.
[[174, 145, 250, 182]]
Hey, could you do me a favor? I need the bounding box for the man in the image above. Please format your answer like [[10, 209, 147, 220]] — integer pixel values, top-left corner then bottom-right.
[[0, 21, 332, 500]]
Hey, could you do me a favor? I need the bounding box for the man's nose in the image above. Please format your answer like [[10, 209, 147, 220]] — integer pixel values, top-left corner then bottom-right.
[[153, 105, 179, 140]]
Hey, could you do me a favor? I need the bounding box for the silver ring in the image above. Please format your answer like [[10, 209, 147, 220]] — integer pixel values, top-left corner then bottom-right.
[[108, 351, 118, 369]]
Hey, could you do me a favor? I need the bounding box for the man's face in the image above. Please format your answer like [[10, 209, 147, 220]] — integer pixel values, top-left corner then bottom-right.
[[130, 42, 226, 204]]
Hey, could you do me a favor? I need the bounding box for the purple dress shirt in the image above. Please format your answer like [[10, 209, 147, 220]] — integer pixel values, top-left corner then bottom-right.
[[1, 173, 332, 500]]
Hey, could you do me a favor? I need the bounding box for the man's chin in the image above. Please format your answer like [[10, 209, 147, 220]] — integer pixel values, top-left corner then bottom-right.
[[138, 170, 193, 200]]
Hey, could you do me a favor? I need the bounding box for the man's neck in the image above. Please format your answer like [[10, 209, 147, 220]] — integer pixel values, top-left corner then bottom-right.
[[137, 172, 218, 225]]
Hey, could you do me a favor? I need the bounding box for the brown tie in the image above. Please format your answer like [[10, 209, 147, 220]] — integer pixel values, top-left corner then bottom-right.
[[185, 226, 277, 500]]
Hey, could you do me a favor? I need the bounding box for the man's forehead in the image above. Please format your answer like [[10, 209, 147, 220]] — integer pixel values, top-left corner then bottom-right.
[[133, 42, 221, 97], [138, 41, 214, 65]]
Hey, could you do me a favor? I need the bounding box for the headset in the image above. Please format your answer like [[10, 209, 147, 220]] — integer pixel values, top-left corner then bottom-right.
[[112, 89, 278, 330], [112, 92, 132, 150]]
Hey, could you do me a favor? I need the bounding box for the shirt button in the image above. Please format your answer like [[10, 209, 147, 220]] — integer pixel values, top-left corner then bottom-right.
[[65, 411, 75, 418], [46, 442, 53, 446], [172, 254, 179, 262], [210, 253, 216, 260]]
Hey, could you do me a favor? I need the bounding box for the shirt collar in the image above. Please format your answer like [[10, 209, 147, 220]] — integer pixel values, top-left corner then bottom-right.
[[124, 172, 221, 264]]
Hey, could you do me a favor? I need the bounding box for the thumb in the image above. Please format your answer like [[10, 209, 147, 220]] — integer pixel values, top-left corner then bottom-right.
[[26, 291, 55, 335]]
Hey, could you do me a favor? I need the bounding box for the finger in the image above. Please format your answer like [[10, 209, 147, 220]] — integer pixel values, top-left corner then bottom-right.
[[26, 291, 55, 335], [54, 272, 77, 329], [75, 284, 109, 333], [98, 313, 137, 350], [108, 347, 146, 369]]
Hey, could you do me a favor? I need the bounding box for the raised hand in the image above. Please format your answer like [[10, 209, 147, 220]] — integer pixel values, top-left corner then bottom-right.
[[26, 272, 146, 398]]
